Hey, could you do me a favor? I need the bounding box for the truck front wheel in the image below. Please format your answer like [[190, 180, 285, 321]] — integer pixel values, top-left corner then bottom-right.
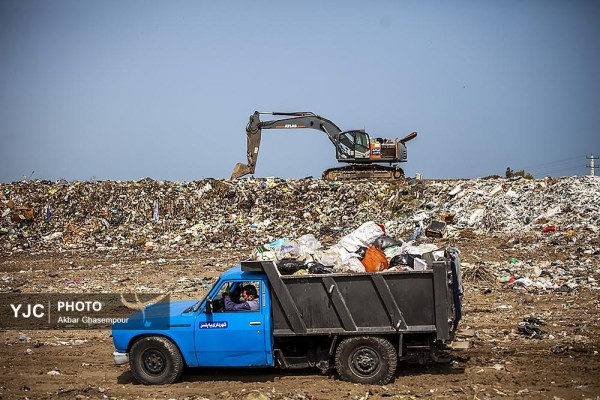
[[130, 336, 183, 385], [335, 336, 397, 384]]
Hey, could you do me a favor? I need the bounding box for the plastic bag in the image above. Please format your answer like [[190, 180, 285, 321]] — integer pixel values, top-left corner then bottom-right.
[[400, 243, 437, 256], [361, 245, 389, 272], [373, 235, 402, 250], [331, 246, 366, 273], [266, 238, 286, 248], [335, 257, 365, 273], [274, 240, 302, 260], [251, 246, 277, 261], [384, 245, 403, 259], [390, 254, 408, 269], [338, 221, 385, 253], [298, 234, 322, 254], [390, 253, 422, 268], [314, 248, 340, 267], [277, 260, 306, 275], [307, 262, 334, 274]]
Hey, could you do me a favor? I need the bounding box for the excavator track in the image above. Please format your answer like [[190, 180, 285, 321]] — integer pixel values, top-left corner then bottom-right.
[[322, 164, 405, 181]]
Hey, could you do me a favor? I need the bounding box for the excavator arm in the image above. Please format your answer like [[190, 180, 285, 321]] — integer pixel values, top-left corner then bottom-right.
[[231, 111, 344, 179]]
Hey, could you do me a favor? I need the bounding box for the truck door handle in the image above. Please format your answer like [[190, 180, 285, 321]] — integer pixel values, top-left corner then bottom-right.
[[249, 321, 262, 326]]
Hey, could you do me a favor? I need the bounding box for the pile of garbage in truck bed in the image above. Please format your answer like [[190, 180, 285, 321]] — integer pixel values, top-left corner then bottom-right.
[[251, 221, 450, 275]]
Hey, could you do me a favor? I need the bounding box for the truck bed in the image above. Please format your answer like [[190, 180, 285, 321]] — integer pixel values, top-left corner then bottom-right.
[[241, 253, 461, 341]]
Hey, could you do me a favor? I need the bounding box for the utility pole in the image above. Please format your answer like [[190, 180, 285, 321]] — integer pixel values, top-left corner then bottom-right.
[[587, 154, 599, 176]]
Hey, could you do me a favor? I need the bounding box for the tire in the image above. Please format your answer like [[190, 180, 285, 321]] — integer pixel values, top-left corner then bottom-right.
[[335, 336, 397, 385], [129, 336, 184, 385]]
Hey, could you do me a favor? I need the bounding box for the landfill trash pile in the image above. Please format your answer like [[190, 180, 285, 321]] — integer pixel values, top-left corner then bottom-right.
[[1, 176, 598, 257]]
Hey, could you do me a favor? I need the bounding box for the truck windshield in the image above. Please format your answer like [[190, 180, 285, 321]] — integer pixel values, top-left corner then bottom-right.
[[183, 278, 220, 313]]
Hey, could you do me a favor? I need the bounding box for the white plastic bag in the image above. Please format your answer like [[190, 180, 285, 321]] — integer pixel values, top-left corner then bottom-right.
[[400, 243, 438, 256], [314, 248, 340, 267], [298, 234, 322, 255], [335, 256, 365, 273], [338, 221, 385, 253], [333, 245, 366, 273], [274, 240, 302, 260]]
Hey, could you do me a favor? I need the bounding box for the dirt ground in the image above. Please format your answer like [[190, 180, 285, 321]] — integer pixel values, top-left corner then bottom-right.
[[1, 234, 599, 400]]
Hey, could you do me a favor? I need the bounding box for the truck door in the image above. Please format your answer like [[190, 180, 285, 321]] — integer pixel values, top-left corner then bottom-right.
[[194, 280, 269, 367]]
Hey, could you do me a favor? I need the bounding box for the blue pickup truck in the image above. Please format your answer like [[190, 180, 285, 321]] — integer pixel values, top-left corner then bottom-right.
[[112, 251, 462, 385]]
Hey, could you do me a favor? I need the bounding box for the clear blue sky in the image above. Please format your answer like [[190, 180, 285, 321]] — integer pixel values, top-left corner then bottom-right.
[[1, 0, 599, 182]]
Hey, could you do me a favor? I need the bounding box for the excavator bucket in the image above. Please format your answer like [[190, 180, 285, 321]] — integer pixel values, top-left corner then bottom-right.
[[231, 120, 262, 179], [231, 163, 254, 179]]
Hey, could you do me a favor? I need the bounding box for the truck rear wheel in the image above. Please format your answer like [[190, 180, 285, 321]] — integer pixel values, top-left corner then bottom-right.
[[130, 336, 183, 385], [335, 336, 397, 385]]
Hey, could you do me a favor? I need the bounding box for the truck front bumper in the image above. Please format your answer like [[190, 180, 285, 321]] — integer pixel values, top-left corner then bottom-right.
[[113, 351, 129, 365]]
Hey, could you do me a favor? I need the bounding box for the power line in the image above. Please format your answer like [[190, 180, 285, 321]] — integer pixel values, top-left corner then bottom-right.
[[527, 161, 584, 176], [530, 166, 582, 177], [455, 153, 597, 179], [518, 155, 582, 171], [521, 154, 599, 177]]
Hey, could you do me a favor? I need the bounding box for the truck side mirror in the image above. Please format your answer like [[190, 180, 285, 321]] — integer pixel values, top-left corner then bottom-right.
[[205, 298, 213, 314]]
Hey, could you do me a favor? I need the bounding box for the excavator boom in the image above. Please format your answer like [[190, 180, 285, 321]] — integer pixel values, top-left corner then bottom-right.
[[232, 111, 343, 179]]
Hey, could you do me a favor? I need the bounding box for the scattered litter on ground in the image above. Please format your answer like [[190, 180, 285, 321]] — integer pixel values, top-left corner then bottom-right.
[[517, 316, 545, 339]]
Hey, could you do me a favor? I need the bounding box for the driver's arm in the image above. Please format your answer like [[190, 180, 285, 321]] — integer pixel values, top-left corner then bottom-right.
[[223, 294, 250, 311]]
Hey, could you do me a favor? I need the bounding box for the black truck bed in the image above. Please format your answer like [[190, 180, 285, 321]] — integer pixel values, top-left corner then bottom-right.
[[241, 250, 462, 341]]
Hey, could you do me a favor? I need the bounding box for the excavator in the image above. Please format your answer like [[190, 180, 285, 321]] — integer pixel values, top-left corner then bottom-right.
[[231, 111, 417, 181]]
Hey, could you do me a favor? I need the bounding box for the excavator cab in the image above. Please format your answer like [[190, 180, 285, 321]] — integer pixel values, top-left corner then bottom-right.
[[336, 130, 414, 164], [337, 131, 371, 160]]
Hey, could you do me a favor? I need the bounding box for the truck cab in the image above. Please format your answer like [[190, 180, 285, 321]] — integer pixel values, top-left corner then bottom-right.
[[112, 266, 273, 383], [194, 268, 273, 367]]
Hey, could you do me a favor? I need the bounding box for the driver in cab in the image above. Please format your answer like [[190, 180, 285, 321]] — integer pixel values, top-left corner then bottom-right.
[[223, 284, 259, 311]]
